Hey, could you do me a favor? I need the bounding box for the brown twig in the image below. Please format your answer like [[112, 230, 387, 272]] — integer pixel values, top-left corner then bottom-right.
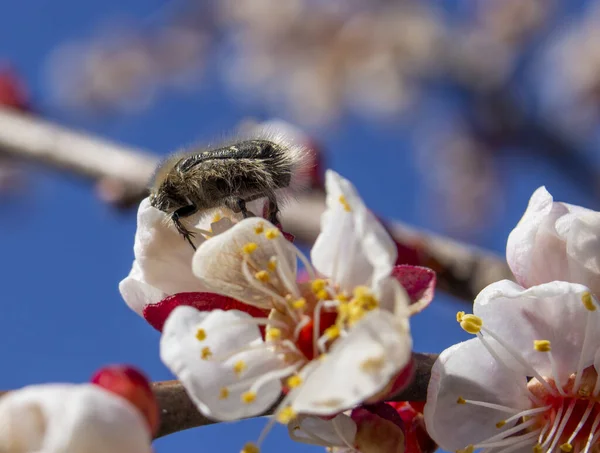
[[152, 352, 437, 439], [0, 107, 513, 301]]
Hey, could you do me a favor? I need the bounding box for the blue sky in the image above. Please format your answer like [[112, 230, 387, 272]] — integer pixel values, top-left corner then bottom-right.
[[0, 1, 598, 452]]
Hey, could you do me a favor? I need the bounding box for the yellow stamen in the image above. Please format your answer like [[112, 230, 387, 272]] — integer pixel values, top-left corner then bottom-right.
[[560, 443, 573, 452], [266, 327, 281, 341], [336, 293, 350, 303], [456, 446, 474, 453], [201, 347, 212, 360], [234, 360, 247, 376], [339, 195, 351, 212], [533, 444, 543, 453], [255, 271, 270, 283], [212, 212, 222, 223], [219, 387, 230, 399], [292, 298, 306, 310], [254, 223, 264, 234], [582, 292, 596, 311], [241, 442, 260, 453], [456, 311, 465, 322], [243, 242, 258, 254], [496, 420, 506, 428], [533, 340, 551, 352], [457, 397, 466, 404], [459, 314, 483, 334], [276, 406, 297, 424], [287, 375, 303, 388], [311, 279, 327, 293], [241, 391, 256, 403], [265, 228, 280, 240], [316, 289, 329, 300], [195, 328, 207, 341], [267, 258, 277, 271], [324, 325, 340, 340]]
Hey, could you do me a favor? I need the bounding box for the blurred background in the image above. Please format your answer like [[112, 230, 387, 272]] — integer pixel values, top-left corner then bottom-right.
[[1, 0, 599, 452]]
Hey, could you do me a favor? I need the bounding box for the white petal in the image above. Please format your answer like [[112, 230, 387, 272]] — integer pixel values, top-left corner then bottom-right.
[[311, 171, 397, 294], [131, 198, 208, 297], [291, 309, 411, 415], [474, 280, 600, 385], [192, 217, 297, 308], [424, 339, 531, 452], [563, 211, 600, 296], [288, 414, 357, 447], [160, 306, 284, 420], [0, 384, 151, 453], [119, 261, 167, 316]]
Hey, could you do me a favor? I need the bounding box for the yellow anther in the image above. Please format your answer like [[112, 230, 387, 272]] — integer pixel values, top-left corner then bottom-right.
[[456, 311, 465, 322], [324, 325, 340, 340], [243, 242, 258, 254], [212, 212, 223, 223], [241, 391, 256, 403], [336, 293, 350, 303], [533, 444, 543, 453], [201, 347, 212, 360], [560, 443, 573, 452], [266, 327, 282, 341], [496, 420, 506, 428], [311, 279, 327, 293], [195, 328, 207, 341], [276, 406, 297, 424], [316, 289, 329, 300], [456, 446, 474, 453], [265, 228, 280, 240], [219, 387, 230, 399], [459, 314, 483, 334], [254, 223, 265, 234], [339, 195, 351, 212], [241, 442, 260, 453], [287, 375, 303, 388], [534, 340, 551, 352], [457, 397, 466, 404], [267, 258, 277, 271], [353, 286, 371, 298], [255, 271, 270, 283], [234, 360, 247, 376], [292, 298, 306, 310], [582, 292, 596, 311], [360, 356, 385, 372]]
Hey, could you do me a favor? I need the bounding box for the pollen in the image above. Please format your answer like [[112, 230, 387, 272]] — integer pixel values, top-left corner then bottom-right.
[[324, 325, 340, 340], [201, 347, 212, 360], [254, 223, 265, 234], [276, 406, 297, 424], [212, 212, 222, 223], [292, 298, 306, 310], [195, 328, 207, 341], [336, 293, 350, 303], [339, 195, 351, 212], [533, 340, 551, 352], [266, 327, 281, 341], [582, 291, 596, 311], [316, 289, 329, 300], [360, 356, 385, 373], [456, 446, 474, 453], [233, 360, 247, 376], [219, 387, 230, 399], [243, 242, 258, 254], [560, 443, 573, 452], [457, 397, 466, 404], [241, 442, 260, 453], [241, 391, 257, 403], [287, 375, 303, 388], [495, 420, 506, 428], [267, 258, 277, 271], [533, 444, 543, 453], [311, 279, 327, 293], [255, 271, 270, 282], [456, 311, 465, 322], [459, 314, 483, 334], [265, 228, 280, 240]]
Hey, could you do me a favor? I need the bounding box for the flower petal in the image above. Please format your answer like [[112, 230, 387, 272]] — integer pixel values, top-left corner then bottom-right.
[[291, 309, 411, 415], [142, 291, 269, 332], [424, 338, 530, 452], [288, 414, 357, 447], [473, 280, 600, 385], [311, 170, 397, 294], [562, 211, 600, 296], [119, 260, 167, 316], [0, 384, 151, 453], [391, 265, 436, 314], [192, 217, 297, 308], [160, 306, 284, 420]]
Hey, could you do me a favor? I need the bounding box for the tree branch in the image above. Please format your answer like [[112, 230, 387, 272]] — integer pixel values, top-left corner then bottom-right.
[[0, 107, 513, 301], [152, 352, 438, 439]]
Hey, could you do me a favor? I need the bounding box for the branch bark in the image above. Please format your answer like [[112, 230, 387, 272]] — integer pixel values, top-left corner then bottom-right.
[[0, 107, 513, 301], [152, 352, 438, 439]]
